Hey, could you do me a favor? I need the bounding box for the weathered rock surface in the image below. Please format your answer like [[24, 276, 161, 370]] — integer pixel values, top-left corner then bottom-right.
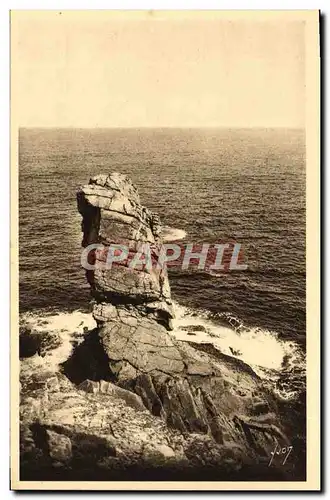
[[77, 173, 173, 323], [19, 173, 298, 480]]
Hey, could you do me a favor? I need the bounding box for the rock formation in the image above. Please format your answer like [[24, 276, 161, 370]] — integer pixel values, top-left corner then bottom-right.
[[76, 173, 285, 443], [19, 173, 300, 481]]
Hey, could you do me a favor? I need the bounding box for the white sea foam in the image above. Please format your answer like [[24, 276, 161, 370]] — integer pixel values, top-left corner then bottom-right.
[[20, 310, 97, 371], [21, 310, 96, 335], [162, 226, 187, 241], [171, 302, 304, 377]]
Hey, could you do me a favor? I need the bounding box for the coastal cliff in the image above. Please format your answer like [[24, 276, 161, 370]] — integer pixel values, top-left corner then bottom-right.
[[19, 173, 295, 481]]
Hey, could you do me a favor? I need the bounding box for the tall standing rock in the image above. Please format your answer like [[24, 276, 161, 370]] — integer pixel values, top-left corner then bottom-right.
[[77, 173, 174, 327], [77, 173, 185, 380]]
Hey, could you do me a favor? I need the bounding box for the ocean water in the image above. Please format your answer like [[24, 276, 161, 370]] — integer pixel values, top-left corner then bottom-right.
[[19, 127, 306, 391]]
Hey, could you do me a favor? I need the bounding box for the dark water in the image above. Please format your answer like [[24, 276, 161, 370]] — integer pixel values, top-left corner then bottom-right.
[[19, 127, 305, 344]]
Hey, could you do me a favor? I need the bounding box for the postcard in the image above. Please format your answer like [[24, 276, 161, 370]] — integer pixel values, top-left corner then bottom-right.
[[10, 10, 320, 491]]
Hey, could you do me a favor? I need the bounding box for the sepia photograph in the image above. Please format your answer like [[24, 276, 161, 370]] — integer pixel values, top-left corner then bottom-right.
[[10, 10, 320, 490]]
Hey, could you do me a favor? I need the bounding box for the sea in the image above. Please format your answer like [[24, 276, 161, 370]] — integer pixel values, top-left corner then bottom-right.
[[19, 127, 306, 398]]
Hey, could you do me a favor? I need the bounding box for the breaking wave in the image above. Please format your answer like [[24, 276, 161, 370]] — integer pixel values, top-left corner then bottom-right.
[[171, 302, 305, 400], [162, 226, 187, 241]]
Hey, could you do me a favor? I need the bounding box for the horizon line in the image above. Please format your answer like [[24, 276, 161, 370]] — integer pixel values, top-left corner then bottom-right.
[[19, 125, 305, 130]]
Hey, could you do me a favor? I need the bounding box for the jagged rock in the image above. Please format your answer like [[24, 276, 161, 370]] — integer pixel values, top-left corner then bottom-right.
[[78, 379, 100, 394], [135, 374, 165, 417], [46, 430, 72, 463], [77, 173, 173, 327], [75, 173, 290, 450], [19, 326, 62, 359], [250, 399, 270, 416], [99, 318, 185, 376], [19, 172, 296, 480], [142, 443, 176, 462], [78, 378, 146, 412]]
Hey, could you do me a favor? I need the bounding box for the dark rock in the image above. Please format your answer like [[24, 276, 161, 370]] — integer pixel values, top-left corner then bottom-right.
[[135, 374, 164, 416], [19, 326, 62, 359], [250, 400, 270, 416], [61, 329, 114, 384], [181, 325, 207, 333], [46, 430, 72, 463]]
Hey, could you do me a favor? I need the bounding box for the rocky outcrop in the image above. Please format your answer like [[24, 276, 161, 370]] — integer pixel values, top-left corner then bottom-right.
[[77, 173, 172, 326], [19, 173, 298, 481]]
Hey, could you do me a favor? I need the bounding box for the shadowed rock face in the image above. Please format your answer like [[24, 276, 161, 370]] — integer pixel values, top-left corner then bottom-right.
[[19, 173, 299, 481]]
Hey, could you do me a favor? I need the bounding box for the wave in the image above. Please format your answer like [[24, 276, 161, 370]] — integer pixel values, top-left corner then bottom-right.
[[19, 310, 97, 373], [20, 302, 305, 401], [162, 226, 187, 241], [170, 302, 305, 399]]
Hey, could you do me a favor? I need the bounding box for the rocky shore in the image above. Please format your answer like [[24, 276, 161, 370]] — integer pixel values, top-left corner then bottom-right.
[[19, 173, 300, 481]]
